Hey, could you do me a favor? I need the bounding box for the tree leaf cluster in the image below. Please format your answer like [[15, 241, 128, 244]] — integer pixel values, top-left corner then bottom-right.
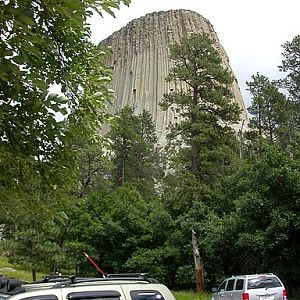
[[0, 0, 131, 280]]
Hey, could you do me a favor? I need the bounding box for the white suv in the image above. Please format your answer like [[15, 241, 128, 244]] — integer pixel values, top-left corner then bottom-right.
[[211, 273, 287, 300], [0, 274, 176, 300]]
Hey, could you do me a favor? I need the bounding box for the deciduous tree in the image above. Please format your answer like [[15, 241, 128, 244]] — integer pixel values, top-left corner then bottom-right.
[[0, 0, 130, 280]]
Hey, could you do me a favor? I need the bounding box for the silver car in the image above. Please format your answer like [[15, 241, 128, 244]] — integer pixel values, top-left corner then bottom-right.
[[211, 273, 288, 300]]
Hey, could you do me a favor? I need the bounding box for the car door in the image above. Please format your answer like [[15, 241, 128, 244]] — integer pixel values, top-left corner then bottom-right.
[[232, 279, 244, 300], [212, 280, 227, 300], [122, 284, 176, 300], [224, 279, 235, 300]]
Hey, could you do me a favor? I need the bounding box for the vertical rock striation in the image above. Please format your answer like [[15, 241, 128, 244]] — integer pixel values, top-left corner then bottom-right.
[[100, 9, 248, 144]]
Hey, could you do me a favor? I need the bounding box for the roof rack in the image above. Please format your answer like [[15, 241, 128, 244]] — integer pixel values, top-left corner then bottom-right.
[[51, 273, 159, 288], [231, 273, 274, 278], [32, 274, 75, 284], [0, 273, 159, 296], [0, 278, 26, 295], [106, 273, 155, 281]]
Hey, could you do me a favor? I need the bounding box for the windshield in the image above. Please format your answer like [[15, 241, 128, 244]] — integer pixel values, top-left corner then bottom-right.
[[247, 276, 282, 289]]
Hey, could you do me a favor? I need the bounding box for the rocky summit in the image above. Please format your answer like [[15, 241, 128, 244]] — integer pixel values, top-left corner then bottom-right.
[[100, 10, 248, 144]]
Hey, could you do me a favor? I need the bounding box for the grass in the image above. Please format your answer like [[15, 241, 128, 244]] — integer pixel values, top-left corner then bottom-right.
[[173, 291, 211, 300], [0, 256, 44, 282]]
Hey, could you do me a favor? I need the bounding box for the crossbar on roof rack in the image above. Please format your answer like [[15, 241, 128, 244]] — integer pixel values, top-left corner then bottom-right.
[[50, 273, 159, 288]]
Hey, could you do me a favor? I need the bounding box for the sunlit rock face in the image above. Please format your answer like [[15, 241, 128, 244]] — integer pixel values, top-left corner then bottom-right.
[[100, 9, 248, 144]]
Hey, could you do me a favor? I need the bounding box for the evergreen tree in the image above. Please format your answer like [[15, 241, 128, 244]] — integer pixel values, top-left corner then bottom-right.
[[108, 106, 163, 197], [246, 73, 292, 146], [160, 33, 241, 187], [219, 142, 300, 288], [75, 136, 113, 198], [279, 35, 300, 156], [159, 33, 242, 290], [280, 35, 300, 101]]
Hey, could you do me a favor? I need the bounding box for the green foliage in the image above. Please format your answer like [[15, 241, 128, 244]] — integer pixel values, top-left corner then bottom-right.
[[162, 171, 212, 217], [108, 106, 164, 197], [0, 166, 76, 273], [0, 0, 124, 160], [279, 35, 300, 101], [0, 256, 44, 282], [1, 5, 300, 294], [219, 143, 300, 280], [74, 135, 113, 198], [158, 33, 242, 289], [67, 184, 175, 278], [278, 35, 300, 159], [160, 33, 240, 184], [246, 73, 294, 147], [0, 0, 131, 279]]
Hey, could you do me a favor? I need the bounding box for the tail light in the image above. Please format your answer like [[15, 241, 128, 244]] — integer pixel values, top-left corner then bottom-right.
[[283, 289, 288, 300], [242, 293, 249, 300]]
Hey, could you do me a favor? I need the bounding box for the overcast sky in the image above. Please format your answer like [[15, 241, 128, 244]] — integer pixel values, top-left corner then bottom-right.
[[89, 0, 300, 108]]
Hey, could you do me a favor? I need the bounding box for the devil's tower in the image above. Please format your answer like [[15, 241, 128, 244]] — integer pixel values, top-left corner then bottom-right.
[[100, 9, 248, 143]]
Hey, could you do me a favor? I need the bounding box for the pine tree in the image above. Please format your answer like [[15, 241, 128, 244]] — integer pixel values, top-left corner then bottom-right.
[[279, 35, 300, 156], [280, 35, 300, 101], [160, 33, 241, 185], [246, 73, 291, 146], [108, 106, 163, 197]]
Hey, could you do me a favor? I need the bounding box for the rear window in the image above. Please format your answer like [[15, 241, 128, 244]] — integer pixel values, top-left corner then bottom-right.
[[19, 296, 58, 300], [226, 279, 235, 291], [67, 291, 121, 300], [247, 277, 282, 290], [130, 291, 164, 300], [235, 279, 244, 290]]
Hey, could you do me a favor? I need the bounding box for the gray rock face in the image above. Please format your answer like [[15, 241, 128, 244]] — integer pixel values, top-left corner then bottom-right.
[[100, 9, 248, 144]]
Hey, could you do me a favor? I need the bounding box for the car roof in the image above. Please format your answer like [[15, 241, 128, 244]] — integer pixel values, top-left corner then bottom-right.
[[0, 273, 160, 299], [229, 273, 276, 279]]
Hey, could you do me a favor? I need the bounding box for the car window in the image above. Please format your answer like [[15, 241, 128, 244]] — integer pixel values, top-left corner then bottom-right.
[[218, 281, 227, 292], [235, 279, 244, 290], [247, 277, 282, 289], [226, 279, 235, 291], [130, 291, 165, 300], [67, 291, 121, 300], [19, 296, 58, 300]]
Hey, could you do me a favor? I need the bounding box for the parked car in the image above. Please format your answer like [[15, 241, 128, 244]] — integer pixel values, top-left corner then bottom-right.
[[0, 273, 176, 300], [211, 273, 287, 300]]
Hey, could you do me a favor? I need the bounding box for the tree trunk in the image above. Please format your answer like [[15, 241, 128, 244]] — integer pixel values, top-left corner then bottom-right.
[[192, 230, 205, 292], [191, 140, 198, 175], [239, 120, 245, 160], [191, 88, 198, 175], [118, 157, 125, 186], [14, 223, 19, 240], [59, 219, 70, 248], [32, 268, 37, 282]]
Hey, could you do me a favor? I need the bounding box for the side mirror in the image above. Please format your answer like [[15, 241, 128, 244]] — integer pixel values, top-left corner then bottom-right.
[[212, 287, 218, 293]]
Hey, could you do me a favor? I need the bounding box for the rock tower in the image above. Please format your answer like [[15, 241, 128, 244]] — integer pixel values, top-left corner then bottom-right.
[[100, 9, 248, 143]]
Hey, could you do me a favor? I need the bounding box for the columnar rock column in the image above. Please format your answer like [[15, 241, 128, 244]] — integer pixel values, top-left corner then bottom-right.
[[100, 9, 248, 144]]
